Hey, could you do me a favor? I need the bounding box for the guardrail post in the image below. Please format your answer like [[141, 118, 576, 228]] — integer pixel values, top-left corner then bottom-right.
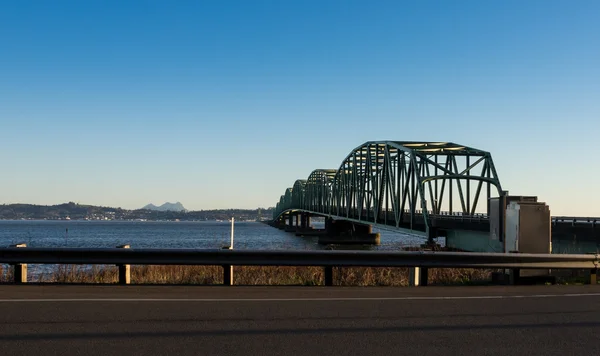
[[11, 243, 27, 284], [419, 267, 428, 286], [409, 267, 420, 286], [509, 269, 520, 285], [222, 246, 233, 286], [117, 244, 131, 285], [591, 268, 598, 285], [324, 266, 333, 286]]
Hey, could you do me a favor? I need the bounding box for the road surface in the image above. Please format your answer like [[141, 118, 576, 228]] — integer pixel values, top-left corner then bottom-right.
[[1, 285, 599, 355]]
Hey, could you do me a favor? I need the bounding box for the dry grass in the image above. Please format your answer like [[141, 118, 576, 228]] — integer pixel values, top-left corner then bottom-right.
[[427, 268, 494, 285], [1, 263, 495, 286], [335, 267, 408, 286], [50, 265, 119, 283], [0, 264, 12, 283]]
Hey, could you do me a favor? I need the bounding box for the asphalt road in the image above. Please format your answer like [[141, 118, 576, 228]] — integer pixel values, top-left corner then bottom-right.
[[1, 285, 600, 356]]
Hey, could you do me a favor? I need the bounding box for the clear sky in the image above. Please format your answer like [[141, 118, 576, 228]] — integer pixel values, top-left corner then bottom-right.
[[1, 1, 599, 215]]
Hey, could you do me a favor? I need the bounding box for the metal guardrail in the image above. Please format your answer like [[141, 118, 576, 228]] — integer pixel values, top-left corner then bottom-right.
[[1, 246, 598, 286], [0, 247, 598, 269]]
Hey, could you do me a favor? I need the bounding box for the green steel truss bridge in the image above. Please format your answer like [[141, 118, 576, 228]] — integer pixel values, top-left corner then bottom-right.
[[273, 141, 504, 239]]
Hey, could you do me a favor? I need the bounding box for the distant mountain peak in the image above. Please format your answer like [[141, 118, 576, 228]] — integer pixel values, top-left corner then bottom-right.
[[142, 202, 187, 212]]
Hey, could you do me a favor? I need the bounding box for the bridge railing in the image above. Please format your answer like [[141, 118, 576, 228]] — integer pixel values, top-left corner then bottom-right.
[[278, 208, 600, 226], [552, 217, 599, 226], [1, 246, 598, 286]]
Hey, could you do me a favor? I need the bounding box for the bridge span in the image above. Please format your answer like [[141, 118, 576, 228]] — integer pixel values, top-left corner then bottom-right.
[[270, 141, 506, 251], [269, 141, 599, 253]]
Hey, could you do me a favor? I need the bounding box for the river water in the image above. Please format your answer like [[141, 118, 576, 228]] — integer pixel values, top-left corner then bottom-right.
[[1, 220, 596, 279], [0, 220, 427, 251], [0, 220, 431, 278], [2, 220, 596, 254]]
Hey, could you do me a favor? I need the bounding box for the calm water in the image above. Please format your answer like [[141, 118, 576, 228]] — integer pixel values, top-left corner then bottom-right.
[[0, 220, 427, 251], [2, 220, 595, 279], [0, 220, 431, 278], [2, 220, 594, 254]]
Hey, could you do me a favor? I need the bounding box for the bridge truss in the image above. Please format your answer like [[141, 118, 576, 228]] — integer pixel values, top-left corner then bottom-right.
[[274, 141, 504, 233]]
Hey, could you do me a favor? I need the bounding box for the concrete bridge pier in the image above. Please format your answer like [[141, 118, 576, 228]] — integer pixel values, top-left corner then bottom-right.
[[318, 218, 380, 245], [300, 213, 311, 229], [295, 213, 317, 236], [270, 216, 286, 230], [284, 213, 297, 232], [423, 227, 442, 249]]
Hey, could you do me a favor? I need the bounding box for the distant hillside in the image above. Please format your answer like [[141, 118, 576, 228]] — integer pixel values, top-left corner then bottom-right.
[[0, 202, 274, 221], [142, 202, 187, 212]]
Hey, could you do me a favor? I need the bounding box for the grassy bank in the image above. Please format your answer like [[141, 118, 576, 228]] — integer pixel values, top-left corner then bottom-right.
[[0, 264, 495, 286]]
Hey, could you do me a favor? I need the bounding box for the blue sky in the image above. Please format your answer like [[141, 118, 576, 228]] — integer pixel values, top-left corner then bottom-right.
[[1, 1, 599, 215]]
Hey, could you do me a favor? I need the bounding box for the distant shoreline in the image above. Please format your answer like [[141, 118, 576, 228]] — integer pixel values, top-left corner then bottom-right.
[[0, 219, 267, 223], [0, 203, 273, 222]]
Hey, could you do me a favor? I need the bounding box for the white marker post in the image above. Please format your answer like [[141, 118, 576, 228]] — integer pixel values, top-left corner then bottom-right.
[[222, 217, 235, 286], [230, 217, 235, 249]]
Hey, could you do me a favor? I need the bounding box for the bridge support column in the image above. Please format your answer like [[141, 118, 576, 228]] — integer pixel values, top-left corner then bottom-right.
[[284, 213, 298, 233], [295, 213, 318, 236], [426, 227, 438, 246], [590, 268, 597, 285], [277, 217, 285, 229]]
